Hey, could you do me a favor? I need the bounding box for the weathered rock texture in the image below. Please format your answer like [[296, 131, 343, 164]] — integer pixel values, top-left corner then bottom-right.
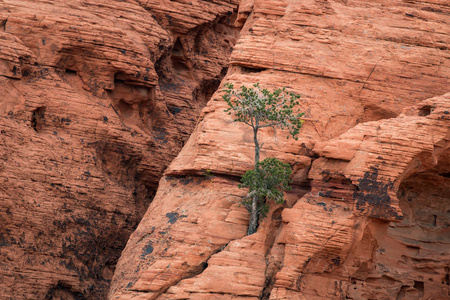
[[272, 93, 450, 299], [0, 0, 239, 299], [111, 0, 449, 299]]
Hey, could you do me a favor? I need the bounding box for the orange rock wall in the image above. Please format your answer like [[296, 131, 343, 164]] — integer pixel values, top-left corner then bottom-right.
[[110, 0, 449, 299], [0, 0, 238, 298], [0, 0, 449, 299]]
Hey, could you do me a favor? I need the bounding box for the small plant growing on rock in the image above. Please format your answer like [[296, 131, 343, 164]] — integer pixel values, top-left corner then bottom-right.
[[203, 169, 214, 183], [223, 82, 304, 235]]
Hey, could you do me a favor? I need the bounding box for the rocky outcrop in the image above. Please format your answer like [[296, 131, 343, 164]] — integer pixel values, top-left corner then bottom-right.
[[272, 93, 450, 299], [0, 0, 239, 298], [110, 0, 449, 299]]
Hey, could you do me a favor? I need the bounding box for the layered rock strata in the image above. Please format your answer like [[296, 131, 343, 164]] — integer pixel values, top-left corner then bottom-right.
[[111, 0, 449, 299], [0, 0, 239, 298], [272, 93, 450, 299]]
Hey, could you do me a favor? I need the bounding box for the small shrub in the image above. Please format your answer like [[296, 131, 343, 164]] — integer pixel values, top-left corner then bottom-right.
[[240, 157, 292, 219]]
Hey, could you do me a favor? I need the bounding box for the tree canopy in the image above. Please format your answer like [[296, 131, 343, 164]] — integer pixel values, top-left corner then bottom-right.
[[223, 83, 304, 154]]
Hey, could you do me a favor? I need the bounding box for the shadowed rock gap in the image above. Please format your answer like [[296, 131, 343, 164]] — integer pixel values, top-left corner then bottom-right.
[[100, 11, 240, 299], [0, 18, 7, 31], [44, 281, 86, 300], [346, 146, 450, 299], [258, 178, 313, 299], [147, 241, 231, 299], [31, 106, 46, 132], [155, 12, 238, 112], [260, 207, 285, 300], [390, 150, 450, 299]]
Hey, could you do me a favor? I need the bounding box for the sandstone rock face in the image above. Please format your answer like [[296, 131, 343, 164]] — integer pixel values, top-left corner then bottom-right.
[[111, 0, 449, 299], [0, 0, 238, 298], [272, 93, 450, 299]]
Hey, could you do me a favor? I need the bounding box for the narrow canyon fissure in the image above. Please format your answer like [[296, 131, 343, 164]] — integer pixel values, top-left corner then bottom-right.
[[83, 9, 241, 299]]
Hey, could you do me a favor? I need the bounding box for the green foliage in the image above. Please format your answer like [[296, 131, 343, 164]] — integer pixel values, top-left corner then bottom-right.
[[223, 82, 303, 234], [239, 158, 292, 218], [223, 82, 304, 140], [203, 169, 212, 177], [203, 169, 214, 182]]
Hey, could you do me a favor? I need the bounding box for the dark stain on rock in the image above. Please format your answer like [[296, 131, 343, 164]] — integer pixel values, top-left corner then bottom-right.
[[153, 127, 168, 144], [166, 212, 187, 224], [353, 168, 402, 220], [331, 256, 341, 266], [61, 117, 71, 125], [140, 241, 153, 258], [0, 233, 10, 247], [180, 177, 193, 185], [354, 168, 393, 206], [318, 190, 332, 197], [168, 106, 182, 115]]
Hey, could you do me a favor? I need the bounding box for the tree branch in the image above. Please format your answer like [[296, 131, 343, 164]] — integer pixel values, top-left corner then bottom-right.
[[258, 121, 284, 128]]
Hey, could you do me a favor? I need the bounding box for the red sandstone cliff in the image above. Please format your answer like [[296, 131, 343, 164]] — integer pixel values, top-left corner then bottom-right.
[[0, 0, 238, 298], [110, 0, 450, 299], [0, 0, 449, 299]]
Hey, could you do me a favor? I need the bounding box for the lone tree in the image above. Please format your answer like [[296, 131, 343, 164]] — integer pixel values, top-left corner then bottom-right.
[[223, 82, 304, 235]]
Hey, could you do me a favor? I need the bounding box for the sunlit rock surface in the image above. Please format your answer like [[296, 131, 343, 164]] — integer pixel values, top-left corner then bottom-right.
[[0, 0, 238, 298], [110, 0, 449, 299]]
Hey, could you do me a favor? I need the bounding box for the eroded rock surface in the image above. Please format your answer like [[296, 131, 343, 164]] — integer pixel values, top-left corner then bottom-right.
[[111, 0, 449, 299], [1, 0, 449, 299], [0, 0, 239, 298], [273, 93, 450, 299]]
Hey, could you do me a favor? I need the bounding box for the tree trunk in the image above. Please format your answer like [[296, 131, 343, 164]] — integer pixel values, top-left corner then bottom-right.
[[247, 194, 259, 235], [248, 126, 260, 235], [253, 127, 260, 165]]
